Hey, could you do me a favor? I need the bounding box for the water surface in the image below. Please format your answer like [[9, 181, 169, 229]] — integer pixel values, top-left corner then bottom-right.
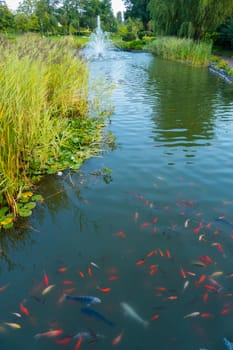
[[1, 51, 233, 350]]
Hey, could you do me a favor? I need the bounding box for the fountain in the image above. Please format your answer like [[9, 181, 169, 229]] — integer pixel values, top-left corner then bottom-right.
[[83, 16, 114, 59]]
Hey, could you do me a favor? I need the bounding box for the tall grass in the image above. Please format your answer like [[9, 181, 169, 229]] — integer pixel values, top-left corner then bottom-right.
[[0, 34, 94, 218], [147, 36, 212, 66]]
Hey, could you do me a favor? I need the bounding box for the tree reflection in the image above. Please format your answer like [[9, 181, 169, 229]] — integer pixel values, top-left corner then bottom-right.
[[147, 58, 218, 148]]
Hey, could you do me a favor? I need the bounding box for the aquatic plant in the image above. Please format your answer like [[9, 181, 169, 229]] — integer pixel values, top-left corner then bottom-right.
[[147, 36, 212, 66], [0, 34, 111, 228]]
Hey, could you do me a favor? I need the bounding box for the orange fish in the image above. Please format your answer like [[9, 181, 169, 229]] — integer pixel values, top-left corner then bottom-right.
[[167, 295, 178, 300], [75, 333, 83, 350], [63, 280, 73, 285], [58, 267, 67, 273], [97, 287, 111, 293], [154, 286, 166, 292], [147, 250, 155, 257], [180, 267, 187, 279], [195, 274, 206, 286], [141, 222, 151, 228], [55, 336, 73, 345], [78, 271, 85, 278], [20, 302, 29, 316], [112, 330, 124, 346], [87, 267, 93, 277], [149, 264, 157, 275], [43, 272, 49, 286], [136, 259, 146, 266]]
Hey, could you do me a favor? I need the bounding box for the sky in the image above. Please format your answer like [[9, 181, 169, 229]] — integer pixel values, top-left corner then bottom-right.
[[5, 0, 126, 14]]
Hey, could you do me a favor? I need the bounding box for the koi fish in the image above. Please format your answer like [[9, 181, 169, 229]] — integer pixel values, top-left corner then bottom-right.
[[97, 287, 111, 293], [41, 284, 55, 295], [64, 294, 101, 304], [223, 337, 233, 350], [150, 314, 160, 321], [184, 312, 200, 319], [112, 330, 124, 346], [215, 217, 233, 227], [80, 307, 114, 326], [121, 302, 149, 328], [20, 302, 29, 316], [34, 329, 63, 339], [75, 333, 82, 350], [0, 283, 9, 292], [43, 271, 49, 286], [4, 322, 21, 329]]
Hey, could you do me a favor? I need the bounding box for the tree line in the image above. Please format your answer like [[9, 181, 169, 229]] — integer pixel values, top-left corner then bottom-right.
[[1, 0, 233, 48], [0, 0, 117, 34], [123, 0, 233, 46]]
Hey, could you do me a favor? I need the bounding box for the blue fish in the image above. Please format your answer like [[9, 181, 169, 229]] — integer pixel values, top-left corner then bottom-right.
[[223, 337, 233, 350], [214, 217, 233, 228], [64, 294, 101, 305], [80, 307, 114, 326]]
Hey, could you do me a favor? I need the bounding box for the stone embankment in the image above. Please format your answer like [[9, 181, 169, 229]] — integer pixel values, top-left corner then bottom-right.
[[209, 56, 233, 83]]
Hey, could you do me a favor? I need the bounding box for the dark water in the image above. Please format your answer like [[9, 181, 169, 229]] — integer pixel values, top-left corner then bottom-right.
[[1, 52, 233, 350]]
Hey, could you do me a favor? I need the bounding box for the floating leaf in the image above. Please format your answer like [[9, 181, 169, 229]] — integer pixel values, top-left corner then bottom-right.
[[19, 209, 32, 217], [32, 194, 44, 202]]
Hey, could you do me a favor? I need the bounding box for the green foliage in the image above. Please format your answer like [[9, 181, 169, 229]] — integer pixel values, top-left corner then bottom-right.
[[148, 0, 233, 40], [124, 0, 151, 28], [218, 17, 233, 49], [0, 4, 15, 31], [122, 31, 137, 41], [0, 34, 111, 225], [147, 36, 212, 66]]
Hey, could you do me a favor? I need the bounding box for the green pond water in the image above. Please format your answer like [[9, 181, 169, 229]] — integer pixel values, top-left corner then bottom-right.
[[1, 51, 233, 350]]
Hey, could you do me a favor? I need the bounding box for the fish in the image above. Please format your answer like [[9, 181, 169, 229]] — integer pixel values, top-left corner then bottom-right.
[[4, 322, 21, 329], [223, 337, 233, 350], [184, 312, 200, 319], [20, 302, 29, 316], [34, 329, 63, 339], [43, 271, 49, 286], [80, 307, 114, 326], [112, 330, 124, 346], [41, 284, 55, 295], [120, 302, 149, 328], [214, 217, 233, 227], [97, 287, 111, 293], [64, 294, 101, 305], [74, 333, 82, 350]]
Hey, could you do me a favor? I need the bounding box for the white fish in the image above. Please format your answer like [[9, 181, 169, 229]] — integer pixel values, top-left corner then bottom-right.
[[184, 218, 190, 228], [120, 302, 149, 328], [184, 311, 200, 319], [41, 284, 55, 295], [183, 280, 190, 293]]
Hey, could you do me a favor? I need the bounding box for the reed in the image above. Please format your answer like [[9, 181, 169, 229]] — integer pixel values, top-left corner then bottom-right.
[[147, 36, 212, 66], [0, 34, 102, 222]]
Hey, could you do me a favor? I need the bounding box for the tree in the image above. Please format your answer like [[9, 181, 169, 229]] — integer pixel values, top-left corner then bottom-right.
[[0, 3, 15, 31], [124, 0, 150, 28], [148, 0, 233, 39]]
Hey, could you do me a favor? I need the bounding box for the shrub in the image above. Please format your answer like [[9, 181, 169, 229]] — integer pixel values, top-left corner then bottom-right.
[[122, 32, 137, 42]]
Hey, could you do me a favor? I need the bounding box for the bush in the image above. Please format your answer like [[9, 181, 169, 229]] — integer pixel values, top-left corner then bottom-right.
[[137, 30, 154, 40], [122, 32, 137, 42]]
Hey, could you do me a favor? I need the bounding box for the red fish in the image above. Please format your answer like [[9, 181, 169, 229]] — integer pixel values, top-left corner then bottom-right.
[[203, 292, 209, 304], [43, 272, 49, 286], [78, 271, 85, 278], [180, 267, 187, 279], [87, 267, 93, 277], [108, 275, 119, 281], [149, 264, 157, 275], [20, 302, 29, 316], [203, 285, 218, 292], [63, 280, 73, 285], [166, 249, 172, 259], [201, 313, 214, 318], [115, 231, 126, 238], [150, 314, 160, 321], [0, 283, 9, 292], [55, 336, 73, 345], [75, 333, 83, 350], [141, 222, 151, 228]]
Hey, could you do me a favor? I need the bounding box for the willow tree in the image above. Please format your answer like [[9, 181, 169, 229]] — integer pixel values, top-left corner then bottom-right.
[[148, 0, 233, 39]]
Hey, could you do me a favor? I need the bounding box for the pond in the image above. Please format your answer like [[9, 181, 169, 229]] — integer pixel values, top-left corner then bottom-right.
[[1, 51, 233, 350]]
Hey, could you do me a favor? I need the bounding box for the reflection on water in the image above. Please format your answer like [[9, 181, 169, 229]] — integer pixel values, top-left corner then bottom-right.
[[1, 52, 233, 350], [148, 58, 217, 150]]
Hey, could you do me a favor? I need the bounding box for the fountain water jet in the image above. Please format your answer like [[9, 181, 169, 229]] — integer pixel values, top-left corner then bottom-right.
[[83, 16, 114, 59]]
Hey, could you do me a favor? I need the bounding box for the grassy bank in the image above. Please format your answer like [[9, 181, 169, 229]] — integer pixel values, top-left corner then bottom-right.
[[147, 36, 212, 66], [0, 34, 111, 228]]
